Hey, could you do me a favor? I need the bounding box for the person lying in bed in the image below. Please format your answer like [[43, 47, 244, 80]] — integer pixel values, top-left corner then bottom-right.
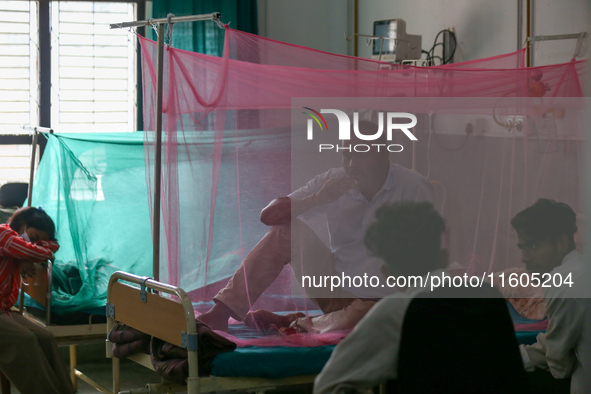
[[511, 199, 591, 393], [199, 121, 433, 332], [0, 207, 75, 394]]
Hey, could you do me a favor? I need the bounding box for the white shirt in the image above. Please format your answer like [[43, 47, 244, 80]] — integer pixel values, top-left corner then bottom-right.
[[313, 271, 441, 394], [289, 163, 434, 298], [520, 250, 591, 393]]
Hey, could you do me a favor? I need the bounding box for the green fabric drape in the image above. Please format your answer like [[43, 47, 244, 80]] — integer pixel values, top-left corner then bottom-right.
[[150, 0, 258, 55]]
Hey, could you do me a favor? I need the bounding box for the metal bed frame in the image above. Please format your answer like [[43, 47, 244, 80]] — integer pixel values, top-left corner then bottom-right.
[[107, 271, 317, 394]]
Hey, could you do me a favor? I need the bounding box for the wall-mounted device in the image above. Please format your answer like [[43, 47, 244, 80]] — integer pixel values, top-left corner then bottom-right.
[[372, 19, 422, 62]]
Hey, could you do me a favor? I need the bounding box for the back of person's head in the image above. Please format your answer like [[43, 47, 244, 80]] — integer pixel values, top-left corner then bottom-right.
[[365, 202, 445, 277], [511, 198, 577, 249], [8, 207, 57, 241]]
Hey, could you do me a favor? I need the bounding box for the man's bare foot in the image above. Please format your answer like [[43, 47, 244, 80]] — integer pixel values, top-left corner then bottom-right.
[[244, 309, 305, 332], [198, 302, 235, 332]]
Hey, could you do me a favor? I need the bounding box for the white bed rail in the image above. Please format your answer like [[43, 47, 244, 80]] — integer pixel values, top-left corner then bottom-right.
[[107, 271, 318, 394], [106, 271, 198, 394]]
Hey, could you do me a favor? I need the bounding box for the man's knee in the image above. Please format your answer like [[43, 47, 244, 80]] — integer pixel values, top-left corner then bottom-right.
[[31, 327, 56, 344], [7, 327, 37, 344], [267, 223, 291, 240]]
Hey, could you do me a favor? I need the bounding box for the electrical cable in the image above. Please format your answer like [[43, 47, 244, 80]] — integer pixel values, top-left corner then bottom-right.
[[430, 113, 471, 151], [423, 29, 457, 65]]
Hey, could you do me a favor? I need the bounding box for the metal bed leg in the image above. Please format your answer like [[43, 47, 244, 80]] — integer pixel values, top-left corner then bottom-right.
[[0, 371, 10, 394], [113, 357, 120, 394], [70, 345, 78, 391]]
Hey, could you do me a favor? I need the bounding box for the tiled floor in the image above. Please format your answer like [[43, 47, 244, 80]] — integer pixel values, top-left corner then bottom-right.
[[10, 358, 163, 394], [7, 345, 315, 394]]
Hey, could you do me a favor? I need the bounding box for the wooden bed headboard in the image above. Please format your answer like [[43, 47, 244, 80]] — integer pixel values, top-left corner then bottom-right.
[[109, 281, 188, 348]]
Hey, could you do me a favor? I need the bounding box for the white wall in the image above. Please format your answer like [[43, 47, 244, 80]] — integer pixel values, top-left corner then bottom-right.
[[257, 0, 351, 55], [359, 0, 519, 62], [259, 0, 590, 64], [532, 0, 591, 65]]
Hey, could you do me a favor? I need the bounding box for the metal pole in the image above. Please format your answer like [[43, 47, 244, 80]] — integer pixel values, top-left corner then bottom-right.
[[19, 128, 39, 314], [110, 12, 221, 30], [517, 0, 523, 52], [353, 0, 358, 57], [152, 23, 165, 281], [527, 32, 587, 42], [526, 0, 531, 67], [27, 130, 38, 207], [110, 13, 223, 280]]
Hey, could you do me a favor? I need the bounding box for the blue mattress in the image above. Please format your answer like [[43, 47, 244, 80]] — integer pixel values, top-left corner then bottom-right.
[[212, 345, 335, 378], [209, 306, 543, 379], [211, 330, 541, 379], [515, 331, 542, 346]]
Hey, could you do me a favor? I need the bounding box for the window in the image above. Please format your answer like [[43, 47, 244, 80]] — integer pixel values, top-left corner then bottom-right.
[[0, 1, 140, 186], [0, 144, 36, 185], [0, 1, 38, 135], [51, 1, 137, 132]]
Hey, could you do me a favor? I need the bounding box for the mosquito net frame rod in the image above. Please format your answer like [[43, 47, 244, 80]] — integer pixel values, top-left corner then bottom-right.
[[109, 12, 222, 30], [19, 125, 52, 314], [111, 12, 222, 281], [526, 32, 587, 42]]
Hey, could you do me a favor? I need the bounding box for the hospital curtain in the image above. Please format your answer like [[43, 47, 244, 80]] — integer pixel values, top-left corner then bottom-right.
[[150, 0, 258, 55]]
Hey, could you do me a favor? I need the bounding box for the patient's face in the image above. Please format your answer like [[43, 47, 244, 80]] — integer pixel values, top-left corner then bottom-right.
[[19, 224, 50, 243], [517, 234, 564, 274], [341, 138, 389, 187]]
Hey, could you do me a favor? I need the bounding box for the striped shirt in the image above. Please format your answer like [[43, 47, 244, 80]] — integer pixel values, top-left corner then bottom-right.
[[0, 223, 59, 311]]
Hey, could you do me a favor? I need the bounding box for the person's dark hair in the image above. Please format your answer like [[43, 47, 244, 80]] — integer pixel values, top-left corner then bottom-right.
[[365, 202, 445, 277], [7, 207, 57, 241], [511, 198, 577, 249], [341, 120, 390, 149]]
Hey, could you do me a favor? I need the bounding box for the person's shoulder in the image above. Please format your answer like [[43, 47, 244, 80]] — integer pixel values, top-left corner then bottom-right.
[[547, 251, 591, 299], [0, 223, 14, 235], [390, 163, 426, 180], [0, 223, 17, 245], [388, 163, 432, 189]]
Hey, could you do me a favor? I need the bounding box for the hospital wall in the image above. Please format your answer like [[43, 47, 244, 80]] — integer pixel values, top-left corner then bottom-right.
[[258, 0, 591, 65]]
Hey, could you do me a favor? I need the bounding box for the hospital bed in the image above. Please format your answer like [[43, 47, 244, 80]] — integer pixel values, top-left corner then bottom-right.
[[107, 271, 319, 394], [106, 270, 547, 394]]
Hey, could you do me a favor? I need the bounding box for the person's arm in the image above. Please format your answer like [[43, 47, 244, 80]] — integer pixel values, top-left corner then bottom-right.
[[260, 177, 357, 226], [259, 195, 317, 226], [314, 297, 409, 394], [20, 260, 37, 278], [1, 233, 58, 263], [524, 295, 583, 378]]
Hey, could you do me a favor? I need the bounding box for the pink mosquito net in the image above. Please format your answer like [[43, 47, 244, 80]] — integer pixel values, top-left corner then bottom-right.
[[138, 27, 587, 340]]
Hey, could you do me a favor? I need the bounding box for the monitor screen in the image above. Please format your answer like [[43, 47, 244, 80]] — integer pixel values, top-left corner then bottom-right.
[[373, 20, 397, 55]]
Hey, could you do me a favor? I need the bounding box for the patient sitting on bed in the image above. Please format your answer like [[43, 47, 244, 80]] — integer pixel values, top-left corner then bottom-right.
[[199, 122, 433, 332], [511, 199, 591, 393]]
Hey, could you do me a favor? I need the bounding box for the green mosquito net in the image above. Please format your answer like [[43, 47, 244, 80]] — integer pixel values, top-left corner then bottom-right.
[[27, 132, 152, 314]]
